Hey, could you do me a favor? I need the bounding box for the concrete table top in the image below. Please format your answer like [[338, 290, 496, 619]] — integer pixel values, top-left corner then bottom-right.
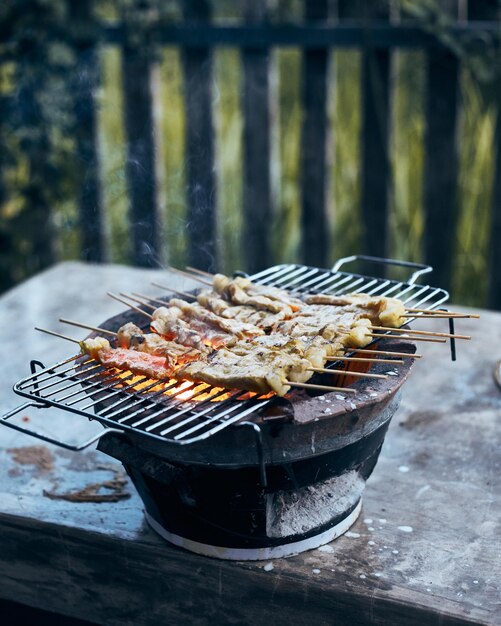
[[0, 262, 499, 626]]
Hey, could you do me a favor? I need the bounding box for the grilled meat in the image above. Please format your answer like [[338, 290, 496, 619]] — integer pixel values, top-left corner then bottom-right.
[[196, 292, 286, 330], [212, 274, 302, 316], [179, 335, 313, 396], [304, 293, 406, 327], [81, 337, 175, 380], [117, 322, 203, 365]]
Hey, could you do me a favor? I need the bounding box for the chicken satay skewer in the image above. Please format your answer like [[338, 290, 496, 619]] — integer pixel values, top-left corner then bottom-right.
[[59, 318, 200, 363], [370, 325, 470, 340]]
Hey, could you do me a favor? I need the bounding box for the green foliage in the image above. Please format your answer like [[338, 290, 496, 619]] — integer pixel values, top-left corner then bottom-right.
[[0, 0, 499, 308], [0, 0, 79, 289]]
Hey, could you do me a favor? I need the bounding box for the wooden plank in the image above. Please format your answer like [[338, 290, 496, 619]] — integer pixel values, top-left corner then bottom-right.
[[71, 0, 106, 263], [181, 0, 217, 272], [423, 2, 459, 292], [0, 263, 499, 624], [122, 45, 161, 267], [359, 3, 392, 265], [101, 23, 501, 49], [468, 0, 501, 309], [242, 0, 272, 273], [300, 0, 329, 267]]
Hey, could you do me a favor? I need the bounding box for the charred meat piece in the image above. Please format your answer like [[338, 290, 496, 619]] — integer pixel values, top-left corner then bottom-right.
[[81, 337, 175, 380], [116, 322, 203, 365]]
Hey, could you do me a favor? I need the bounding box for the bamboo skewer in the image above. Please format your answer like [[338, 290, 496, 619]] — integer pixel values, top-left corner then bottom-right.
[[288, 381, 356, 394], [370, 325, 470, 340], [35, 327, 81, 344], [120, 293, 156, 311], [132, 292, 171, 307], [309, 367, 387, 379], [348, 348, 421, 359], [107, 292, 153, 319], [403, 313, 475, 319], [167, 267, 212, 286], [151, 282, 196, 299], [367, 332, 446, 343], [59, 318, 117, 337], [405, 307, 479, 318], [186, 266, 214, 278], [326, 355, 404, 364]]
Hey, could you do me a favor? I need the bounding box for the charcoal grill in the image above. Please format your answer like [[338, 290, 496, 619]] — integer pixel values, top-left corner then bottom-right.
[[1, 255, 451, 559]]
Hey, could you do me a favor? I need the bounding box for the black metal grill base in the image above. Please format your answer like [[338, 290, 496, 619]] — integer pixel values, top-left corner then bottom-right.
[[98, 417, 390, 559]]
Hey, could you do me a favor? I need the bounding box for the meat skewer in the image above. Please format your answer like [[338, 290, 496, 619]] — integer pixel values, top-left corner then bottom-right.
[[35, 327, 357, 396], [36, 327, 177, 380]]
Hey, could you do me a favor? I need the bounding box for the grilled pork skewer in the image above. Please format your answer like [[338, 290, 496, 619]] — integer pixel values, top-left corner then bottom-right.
[[36, 327, 357, 396], [36, 327, 177, 380]]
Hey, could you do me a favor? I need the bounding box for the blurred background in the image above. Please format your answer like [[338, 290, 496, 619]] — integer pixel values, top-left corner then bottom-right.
[[0, 0, 500, 306]]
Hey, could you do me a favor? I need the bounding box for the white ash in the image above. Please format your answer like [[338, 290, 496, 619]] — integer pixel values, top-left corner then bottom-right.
[[266, 471, 365, 539], [263, 562, 274, 572], [397, 525, 413, 533], [345, 531, 360, 538]]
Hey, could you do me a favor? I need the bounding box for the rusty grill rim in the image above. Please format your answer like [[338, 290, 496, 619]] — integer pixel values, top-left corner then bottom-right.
[[5, 260, 449, 447]]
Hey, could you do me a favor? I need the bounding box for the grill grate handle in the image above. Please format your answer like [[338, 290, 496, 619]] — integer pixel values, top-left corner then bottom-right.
[[332, 255, 433, 285], [0, 401, 122, 451]]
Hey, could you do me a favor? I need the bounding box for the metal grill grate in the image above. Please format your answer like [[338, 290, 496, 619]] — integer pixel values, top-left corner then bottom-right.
[[5, 259, 449, 446]]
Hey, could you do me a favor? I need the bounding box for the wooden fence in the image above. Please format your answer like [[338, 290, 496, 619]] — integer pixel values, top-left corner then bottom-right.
[[1, 0, 501, 307]]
